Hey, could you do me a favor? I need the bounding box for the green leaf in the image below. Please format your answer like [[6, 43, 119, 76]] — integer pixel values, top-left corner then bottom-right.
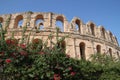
[[28, 74, 34, 78]]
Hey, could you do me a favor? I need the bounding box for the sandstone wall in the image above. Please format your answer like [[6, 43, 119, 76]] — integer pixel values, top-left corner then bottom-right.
[[0, 11, 120, 60]]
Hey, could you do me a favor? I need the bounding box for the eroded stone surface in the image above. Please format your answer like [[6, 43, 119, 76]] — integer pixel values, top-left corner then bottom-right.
[[0, 11, 120, 60]]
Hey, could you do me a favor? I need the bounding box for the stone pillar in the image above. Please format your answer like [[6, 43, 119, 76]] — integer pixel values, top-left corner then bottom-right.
[[64, 20, 68, 32], [9, 19, 15, 29], [43, 13, 51, 29], [51, 17, 56, 31], [30, 18, 35, 28], [22, 18, 27, 27], [65, 38, 76, 58]]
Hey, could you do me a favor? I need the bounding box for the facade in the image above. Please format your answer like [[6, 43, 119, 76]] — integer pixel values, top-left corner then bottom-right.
[[0, 11, 120, 60]]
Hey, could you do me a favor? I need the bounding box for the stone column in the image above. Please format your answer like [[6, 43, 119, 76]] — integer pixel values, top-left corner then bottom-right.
[[30, 18, 35, 28]]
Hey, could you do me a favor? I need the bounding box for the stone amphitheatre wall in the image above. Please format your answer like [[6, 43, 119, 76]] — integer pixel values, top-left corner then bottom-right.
[[0, 11, 120, 60]]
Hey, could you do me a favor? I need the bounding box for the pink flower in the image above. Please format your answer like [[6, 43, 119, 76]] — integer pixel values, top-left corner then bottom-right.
[[32, 38, 40, 44], [6, 39, 18, 45], [5, 59, 12, 63], [54, 74, 60, 80], [66, 54, 70, 58], [20, 51, 27, 56], [0, 52, 4, 56], [70, 72, 76, 76], [0, 59, 3, 63], [20, 44, 26, 49], [38, 51, 45, 55], [6, 39, 11, 45], [11, 53, 17, 58], [68, 67, 72, 71]]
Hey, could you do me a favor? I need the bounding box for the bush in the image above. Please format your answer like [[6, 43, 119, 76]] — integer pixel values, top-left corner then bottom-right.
[[0, 23, 120, 80]]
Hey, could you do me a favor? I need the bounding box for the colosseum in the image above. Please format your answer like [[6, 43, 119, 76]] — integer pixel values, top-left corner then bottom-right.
[[0, 11, 120, 60]]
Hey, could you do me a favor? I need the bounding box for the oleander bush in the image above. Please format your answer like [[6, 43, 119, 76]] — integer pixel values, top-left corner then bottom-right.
[[0, 23, 120, 80]]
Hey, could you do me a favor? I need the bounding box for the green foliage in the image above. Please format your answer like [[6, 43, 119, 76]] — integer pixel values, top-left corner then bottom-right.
[[0, 23, 120, 80]]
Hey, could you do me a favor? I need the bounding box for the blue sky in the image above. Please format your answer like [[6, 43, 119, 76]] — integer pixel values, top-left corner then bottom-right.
[[0, 0, 120, 44]]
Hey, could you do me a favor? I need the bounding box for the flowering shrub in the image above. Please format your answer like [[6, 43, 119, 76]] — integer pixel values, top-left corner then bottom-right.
[[0, 23, 120, 80], [0, 25, 80, 80]]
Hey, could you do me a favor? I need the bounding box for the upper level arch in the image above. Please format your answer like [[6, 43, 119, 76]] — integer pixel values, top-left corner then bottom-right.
[[14, 15, 23, 28], [0, 17, 3, 23], [55, 15, 64, 32], [107, 31, 113, 42], [35, 14, 44, 20], [87, 21, 96, 36], [0, 17, 3, 28], [34, 14, 44, 30], [112, 35, 119, 45], [53, 14, 68, 32], [98, 26, 106, 39], [70, 17, 83, 33], [56, 16, 64, 22]]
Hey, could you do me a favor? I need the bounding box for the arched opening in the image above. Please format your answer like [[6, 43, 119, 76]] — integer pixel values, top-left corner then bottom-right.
[[57, 41, 66, 52], [57, 41, 66, 48], [56, 16, 64, 32], [109, 48, 112, 58], [36, 19, 44, 30], [0, 17, 3, 23], [0, 17, 3, 27], [90, 23, 95, 36], [18, 20, 23, 28], [79, 42, 86, 60], [101, 28, 106, 39], [56, 20, 63, 31], [35, 15, 44, 30], [109, 32, 113, 42], [75, 19, 81, 33], [14, 15, 23, 28], [96, 45, 101, 53]]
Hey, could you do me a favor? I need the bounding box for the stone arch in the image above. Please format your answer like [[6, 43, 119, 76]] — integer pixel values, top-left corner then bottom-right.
[[108, 31, 113, 42], [96, 45, 101, 53], [61, 41, 66, 49], [55, 16, 64, 32], [100, 26, 106, 39], [98, 26, 106, 39], [35, 14, 44, 30], [79, 42, 86, 60], [90, 23, 95, 36], [87, 22, 96, 36], [101, 28, 106, 39], [0, 17, 3, 23], [57, 40, 66, 52], [109, 48, 112, 57], [75, 19, 81, 33], [14, 15, 23, 28], [0, 17, 3, 27], [112, 36, 118, 45], [72, 17, 83, 33], [71, 17, 83, 33]]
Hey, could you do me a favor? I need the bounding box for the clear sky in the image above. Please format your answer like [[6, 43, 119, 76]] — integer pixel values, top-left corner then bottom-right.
[[0, 0, 120, 44]]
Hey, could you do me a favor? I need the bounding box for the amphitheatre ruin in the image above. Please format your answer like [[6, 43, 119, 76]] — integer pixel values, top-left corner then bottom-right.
[[0, 11, 120, 60]]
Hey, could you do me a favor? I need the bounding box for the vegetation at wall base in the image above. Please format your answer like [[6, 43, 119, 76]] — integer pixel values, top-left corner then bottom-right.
[[0, 22, 120, 80]]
